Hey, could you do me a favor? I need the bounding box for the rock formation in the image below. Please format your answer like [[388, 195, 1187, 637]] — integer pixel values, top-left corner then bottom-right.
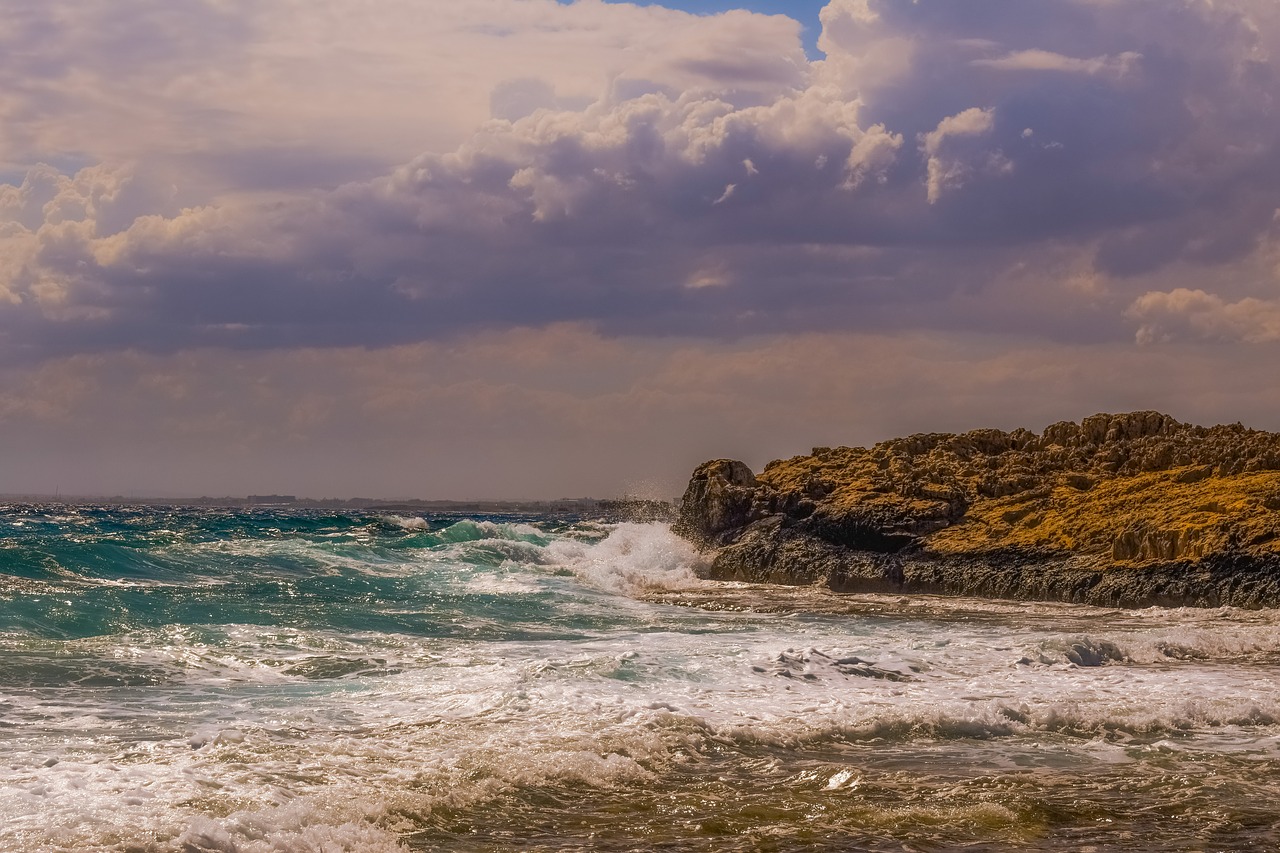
[[674, 412, 1280, 608]]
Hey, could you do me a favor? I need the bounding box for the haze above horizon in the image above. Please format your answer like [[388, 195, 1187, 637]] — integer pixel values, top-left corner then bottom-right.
[[3, 0, 1279, 500]]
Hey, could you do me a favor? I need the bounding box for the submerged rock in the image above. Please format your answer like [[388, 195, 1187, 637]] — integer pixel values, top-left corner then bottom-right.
[[674, 412, 1280, 608]]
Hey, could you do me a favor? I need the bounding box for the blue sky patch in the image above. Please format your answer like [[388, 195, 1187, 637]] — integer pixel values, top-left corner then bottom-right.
[[596, 0, 826, 57]]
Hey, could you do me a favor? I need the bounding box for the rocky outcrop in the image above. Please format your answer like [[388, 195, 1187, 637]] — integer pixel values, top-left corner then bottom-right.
[[673, 459, 762, 546], [674, 412, 1280, 608]]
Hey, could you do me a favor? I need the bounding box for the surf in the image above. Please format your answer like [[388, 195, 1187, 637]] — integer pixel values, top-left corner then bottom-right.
[[3, 506, 1280, 851]]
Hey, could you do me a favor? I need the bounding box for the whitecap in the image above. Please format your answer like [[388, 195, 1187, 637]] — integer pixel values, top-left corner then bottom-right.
[[544, 522, 708, 594]]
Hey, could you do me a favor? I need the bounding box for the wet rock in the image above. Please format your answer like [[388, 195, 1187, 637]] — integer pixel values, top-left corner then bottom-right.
[[1061, 638, 1128, 667], [672, 459, 760, 547]]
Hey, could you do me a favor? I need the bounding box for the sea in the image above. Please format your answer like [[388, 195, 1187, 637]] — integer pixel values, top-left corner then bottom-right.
[[3, 505, 1280, 852]]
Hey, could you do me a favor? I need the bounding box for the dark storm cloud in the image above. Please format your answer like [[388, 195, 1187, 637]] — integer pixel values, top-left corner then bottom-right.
[[2, 0, 1279, 358], [845, 0, 1280, 260]]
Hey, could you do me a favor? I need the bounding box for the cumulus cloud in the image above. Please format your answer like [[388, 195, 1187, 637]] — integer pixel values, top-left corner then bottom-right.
[[1128, 288, 1280, 344], [0, 0, 805, 184], [1, 0, 1280, 362], [920, 107, 998, 203]]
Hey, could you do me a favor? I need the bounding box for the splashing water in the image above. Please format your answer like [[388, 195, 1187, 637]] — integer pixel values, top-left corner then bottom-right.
[[3, 505, 1280, 851]]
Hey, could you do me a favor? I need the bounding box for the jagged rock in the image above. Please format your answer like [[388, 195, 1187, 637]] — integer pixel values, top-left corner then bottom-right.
[[674, 412, 1280, 608], [672, 459, 760, 547]]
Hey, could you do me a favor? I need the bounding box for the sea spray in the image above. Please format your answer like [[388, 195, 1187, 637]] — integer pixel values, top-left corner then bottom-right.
[[3, 507, 1280, 851]]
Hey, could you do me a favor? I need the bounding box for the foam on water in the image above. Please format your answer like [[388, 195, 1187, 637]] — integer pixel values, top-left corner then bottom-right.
[[545, 521, 707, 593], [4, 510, 1280, 850], [384, 515, 430, 530]]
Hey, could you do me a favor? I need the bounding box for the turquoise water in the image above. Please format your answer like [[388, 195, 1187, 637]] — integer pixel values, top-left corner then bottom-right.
[[4, 505, 1280, 851]]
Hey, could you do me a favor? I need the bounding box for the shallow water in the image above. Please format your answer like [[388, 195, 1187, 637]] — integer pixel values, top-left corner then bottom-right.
[[3, 505, 1280, 851]]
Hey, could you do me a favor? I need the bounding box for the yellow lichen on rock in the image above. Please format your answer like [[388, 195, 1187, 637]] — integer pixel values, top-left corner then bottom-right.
[[680, 412, 1280, 574], [928, 468, 1280, 564]]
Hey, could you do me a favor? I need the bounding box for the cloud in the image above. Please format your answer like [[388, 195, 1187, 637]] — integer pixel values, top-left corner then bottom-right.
[[5, 325, 1280, 497], [919, 107, 998, 203], [972, 49, 1142, 76], [1128, 288, 1280, 344], [920, 107, 996, 156], [713, 184, 738, 204], [1, 0, 1279, 363], [0, 0, 806, 182]]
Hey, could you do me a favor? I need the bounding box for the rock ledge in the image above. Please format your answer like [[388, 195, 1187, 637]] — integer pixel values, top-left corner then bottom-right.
[[674, 412, 1280, 608]]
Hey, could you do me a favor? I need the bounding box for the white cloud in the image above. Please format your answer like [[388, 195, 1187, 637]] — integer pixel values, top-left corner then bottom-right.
[[1128, 288, 1280, 344], [817, 0, 915, 93], [0, 0, 1279, 364], [0, 0, 807, 187], [921, 107, 997, 157], [973, 49, 1142, 76], [920, 107, 997, 203]]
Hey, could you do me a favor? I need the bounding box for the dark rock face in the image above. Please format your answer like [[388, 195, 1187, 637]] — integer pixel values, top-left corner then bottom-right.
[[672, 459, 761, 547], [674, 413, 1280, 609]]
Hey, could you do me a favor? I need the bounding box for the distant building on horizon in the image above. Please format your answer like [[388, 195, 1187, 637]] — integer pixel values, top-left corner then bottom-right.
[[247, 495, 297, 506]]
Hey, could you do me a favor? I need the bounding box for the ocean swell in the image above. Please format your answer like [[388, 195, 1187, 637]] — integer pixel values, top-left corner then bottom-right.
[[3, 508, 1280, 851]]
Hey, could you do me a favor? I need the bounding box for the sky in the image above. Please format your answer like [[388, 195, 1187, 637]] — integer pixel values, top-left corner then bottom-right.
[[3, 0, 1280, 500], [602, 0, 830, 55]]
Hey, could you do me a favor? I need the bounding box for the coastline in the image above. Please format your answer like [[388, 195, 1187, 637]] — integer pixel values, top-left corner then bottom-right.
[[675, 412, 1280, 609], [703, 529, 1280, 609]]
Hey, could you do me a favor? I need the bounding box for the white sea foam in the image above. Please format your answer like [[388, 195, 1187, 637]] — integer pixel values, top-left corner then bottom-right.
[[545, 522, 707, 593], [8, 520, 1280, 850], [7, 618, 1280, 851], [178, 812, 409, 853], [383, 514, 430, 530], [462, 573, 543, 595]]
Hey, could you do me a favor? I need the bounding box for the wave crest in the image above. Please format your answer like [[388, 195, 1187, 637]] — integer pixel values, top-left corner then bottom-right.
[[545, 523, 706, 593]]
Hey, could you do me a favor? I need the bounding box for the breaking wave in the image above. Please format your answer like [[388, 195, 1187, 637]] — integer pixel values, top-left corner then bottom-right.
[[4, 506, 1280, 851]]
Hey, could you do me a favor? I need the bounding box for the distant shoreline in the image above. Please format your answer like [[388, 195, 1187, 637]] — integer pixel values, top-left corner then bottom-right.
[[0, 495, 676, 522]]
